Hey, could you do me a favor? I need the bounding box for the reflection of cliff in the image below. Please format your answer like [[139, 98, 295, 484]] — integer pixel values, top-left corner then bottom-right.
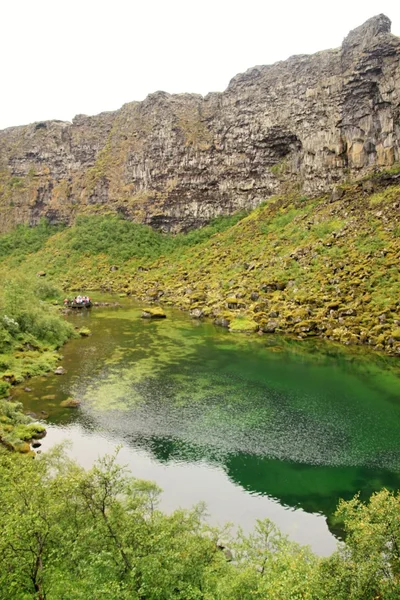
[[1, 15, 400, 233], [224, 453, 400, 519], [124, 433, 400, 533]]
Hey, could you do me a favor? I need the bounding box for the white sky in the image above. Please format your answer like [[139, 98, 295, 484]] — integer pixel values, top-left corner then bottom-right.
[[1, 0, 399, 130]]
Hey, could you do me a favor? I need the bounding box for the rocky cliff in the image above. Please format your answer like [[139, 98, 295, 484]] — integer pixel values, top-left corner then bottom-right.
[[0, 14, 399, 233]]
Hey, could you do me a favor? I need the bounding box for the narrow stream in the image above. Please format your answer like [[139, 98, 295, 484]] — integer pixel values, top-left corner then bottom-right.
[[13, 299, 400, 555]]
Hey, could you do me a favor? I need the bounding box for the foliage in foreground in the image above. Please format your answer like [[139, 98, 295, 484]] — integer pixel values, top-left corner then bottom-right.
[[0, 447, 399, 599]]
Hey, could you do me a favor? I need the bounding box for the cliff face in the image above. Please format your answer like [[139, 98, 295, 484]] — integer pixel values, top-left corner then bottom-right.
[[0, 14, 399, 233]]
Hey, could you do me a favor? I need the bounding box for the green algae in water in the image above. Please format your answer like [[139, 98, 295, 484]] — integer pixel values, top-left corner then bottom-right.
[[13, 301, 400, 524]]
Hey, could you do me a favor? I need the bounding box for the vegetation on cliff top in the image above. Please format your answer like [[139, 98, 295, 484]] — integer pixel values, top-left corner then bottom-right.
[[1, 446, 400, 599]]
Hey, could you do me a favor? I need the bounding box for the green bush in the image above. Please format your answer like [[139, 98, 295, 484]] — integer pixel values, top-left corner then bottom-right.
[[55, 212, 248, 263], [0, 448, 399, 599], [0, 275, 73, 348], [0, 381, 10, 398], [0, 219, 64, 259]]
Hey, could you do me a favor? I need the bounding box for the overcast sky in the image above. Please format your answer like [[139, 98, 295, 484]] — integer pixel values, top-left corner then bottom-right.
[[1, 0, 399, 130]]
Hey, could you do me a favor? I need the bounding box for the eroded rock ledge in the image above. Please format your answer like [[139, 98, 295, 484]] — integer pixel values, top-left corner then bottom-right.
[[0, 14, 399, 233]]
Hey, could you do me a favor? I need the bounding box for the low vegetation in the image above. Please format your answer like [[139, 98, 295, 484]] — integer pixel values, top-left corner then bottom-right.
[[0, 275, 74, 450], [1, 170, 398, 355]]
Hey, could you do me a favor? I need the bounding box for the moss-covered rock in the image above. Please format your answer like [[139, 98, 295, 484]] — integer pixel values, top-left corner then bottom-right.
[[141, 307, 167, 319], [226, 298, 246, 309], [190, 308, 204, 318], [78, 327, 91, 337], [0, 399, 47, 452], [229, 317, 258, 333], [261, 320, 280, 334], [60, 397, 81, 408], [13, 441, 31, 453]]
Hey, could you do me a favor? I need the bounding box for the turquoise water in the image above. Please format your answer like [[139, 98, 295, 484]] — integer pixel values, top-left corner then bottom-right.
[[14, 300, 400, 554]]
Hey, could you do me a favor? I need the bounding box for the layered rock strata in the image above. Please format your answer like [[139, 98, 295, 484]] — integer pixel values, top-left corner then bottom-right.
[[0, 14, 399, 233]]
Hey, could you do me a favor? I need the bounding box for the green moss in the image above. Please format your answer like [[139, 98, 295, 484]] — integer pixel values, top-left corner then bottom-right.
[[229, 317, 259, 333], [141, 307, 166, 318], [369, 185, 400, 206], [0, 399, 46, 452], [60, 397, 81, 408], [78, 327, 91, 337], [270, 159, 288, 177], [13, 423, 46, 441]]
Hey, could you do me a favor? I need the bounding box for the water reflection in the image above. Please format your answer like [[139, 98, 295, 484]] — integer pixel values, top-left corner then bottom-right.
[[14, 300, 400, 554]]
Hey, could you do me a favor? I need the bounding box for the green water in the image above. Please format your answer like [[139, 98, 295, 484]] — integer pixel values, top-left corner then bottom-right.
[[14, 300, 400, 554]]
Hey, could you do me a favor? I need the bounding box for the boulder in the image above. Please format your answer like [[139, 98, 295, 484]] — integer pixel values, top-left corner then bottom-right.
[[294, 320, 318, 334], [214, 317, 230, 328], [54, 367, 66, 375], [330, 186, 345, 202], [261, 320, 279, 333], [60, 398, 81, 408], [226, 297, 246, 309], [78, 327, 91, 337], [146, 288, 163, 300], [141, 307, 166, 319], [229, 318, 258, 333]]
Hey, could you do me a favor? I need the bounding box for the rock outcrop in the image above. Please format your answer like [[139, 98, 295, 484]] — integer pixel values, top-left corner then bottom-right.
[[0, 15, 399, 233]]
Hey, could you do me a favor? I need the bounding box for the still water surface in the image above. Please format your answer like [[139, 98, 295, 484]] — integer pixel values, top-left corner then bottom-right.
[[14, 300, 400, 555]]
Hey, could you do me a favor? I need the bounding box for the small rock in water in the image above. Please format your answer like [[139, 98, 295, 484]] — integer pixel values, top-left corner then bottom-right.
[[141, 307, 166, 319], [54, 367, 66, 375], [214, 317, 230, 328], [60, 397, 81, 408], [32, 441, 41, 449], [78, 327, 91, 337], [24, 387, 32, 392]]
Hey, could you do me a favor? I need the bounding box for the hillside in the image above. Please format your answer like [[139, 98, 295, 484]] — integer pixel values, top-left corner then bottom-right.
[[0, 14, 399, 234], [0, 167, 399, 356]]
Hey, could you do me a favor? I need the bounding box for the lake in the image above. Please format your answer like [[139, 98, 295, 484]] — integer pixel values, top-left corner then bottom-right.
[[13, 299, 400, 555]]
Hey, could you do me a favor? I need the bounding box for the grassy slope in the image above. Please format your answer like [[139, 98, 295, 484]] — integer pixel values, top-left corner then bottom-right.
[[0, 170, 399, 356]]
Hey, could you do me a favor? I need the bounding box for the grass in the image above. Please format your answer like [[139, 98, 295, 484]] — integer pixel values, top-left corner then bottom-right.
[[0, 175, 398, 357], [369, 185, 400, 207]]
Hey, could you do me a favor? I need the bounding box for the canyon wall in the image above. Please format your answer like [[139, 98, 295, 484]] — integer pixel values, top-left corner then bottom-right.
[[0, 14, 399, 232]]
